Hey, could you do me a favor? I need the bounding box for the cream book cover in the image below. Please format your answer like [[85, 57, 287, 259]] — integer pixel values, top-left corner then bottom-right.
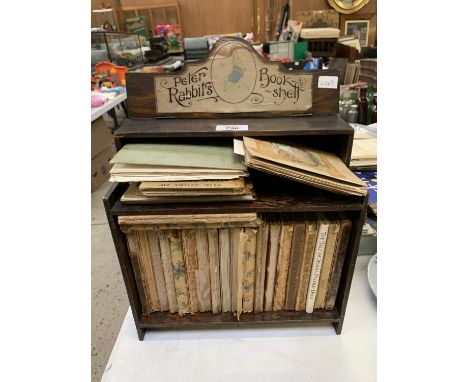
[[181, 230, 200, 313], [168, 230, 190, 314], [195, 229, 212, 312], [273, 220, 294, 311], [264, 215, 282, 312], [157, 232, 178, 313], [147, 231, 169, 311], [207, 229, 221, 313]]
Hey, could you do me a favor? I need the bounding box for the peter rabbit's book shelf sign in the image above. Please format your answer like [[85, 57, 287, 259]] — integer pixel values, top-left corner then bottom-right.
[[126, 37, 339, 118]]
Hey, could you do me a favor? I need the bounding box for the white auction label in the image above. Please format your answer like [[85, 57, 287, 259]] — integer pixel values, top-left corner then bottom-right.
[[216, 125, 249, 131], [318, 76, 339, 89]]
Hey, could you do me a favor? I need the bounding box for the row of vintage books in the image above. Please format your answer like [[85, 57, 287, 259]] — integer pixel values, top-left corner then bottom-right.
[[120, 211, 352, 317]]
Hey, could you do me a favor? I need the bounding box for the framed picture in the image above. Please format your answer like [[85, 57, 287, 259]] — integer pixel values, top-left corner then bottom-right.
[[345, 20, 369, 47], [340, 13, 376, 47]]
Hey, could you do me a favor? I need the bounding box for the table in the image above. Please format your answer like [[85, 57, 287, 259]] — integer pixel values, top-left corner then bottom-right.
[[101, 255, 376, 382], [91, 93, 128, 127]]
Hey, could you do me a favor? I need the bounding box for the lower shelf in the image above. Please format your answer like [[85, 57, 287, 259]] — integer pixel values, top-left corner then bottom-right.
[[139, 309, 340, 329]]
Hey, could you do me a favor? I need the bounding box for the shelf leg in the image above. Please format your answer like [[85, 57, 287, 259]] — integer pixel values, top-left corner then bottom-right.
[[136, 325, 146, 341], [332, 321, 343, 335]]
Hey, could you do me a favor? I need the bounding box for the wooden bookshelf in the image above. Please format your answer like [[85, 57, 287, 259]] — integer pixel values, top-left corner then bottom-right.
[[103, 116, 367, 340]]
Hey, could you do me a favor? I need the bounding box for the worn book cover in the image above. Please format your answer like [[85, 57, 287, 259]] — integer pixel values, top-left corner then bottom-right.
[[110, 143, 247, 171], [314, 214, 341, 309], [136, 230, 161, 312], [242, 228, 257, 313], [231, 228, 241, 313], [126, 231, 151, 315], [118, 213, 258, 226], [273, 217, 294, 311], [236, 229, 246, 318], [284, 215, 306, 310], [207, 229, 221, 313], [181, 230, 200, 313], [195, 229, 212, 312], [168, 230, 190, 314], [243, 137, 367, 196], [264, 214, 282, 312], [139, 178, 246, 191], [295, 217, 318, 311], [219, 228, 231, 312], [305, 214, 329, 313], [157, 231, 178, 313], [254, 222, 269, 313], [325, 213, 352, 310], [146, 231, 169, 311]]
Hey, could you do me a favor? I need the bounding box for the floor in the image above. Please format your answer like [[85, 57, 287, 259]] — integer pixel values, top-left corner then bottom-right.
[[91, 180, 129, 382]]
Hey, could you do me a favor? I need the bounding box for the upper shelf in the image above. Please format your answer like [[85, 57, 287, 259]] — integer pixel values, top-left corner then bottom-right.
[[114, 115, 353, 139]]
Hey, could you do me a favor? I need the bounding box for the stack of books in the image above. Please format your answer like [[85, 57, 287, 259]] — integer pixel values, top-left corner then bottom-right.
[[109, 143, 255, 203], [119, 212, 353, 317]]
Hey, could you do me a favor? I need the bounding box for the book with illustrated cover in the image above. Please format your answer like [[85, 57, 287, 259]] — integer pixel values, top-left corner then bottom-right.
[[264, 214, 282, 312], [136, 230, 161, 312], [284, 214, 306, 310], [273, 217, 294, 311], [325, 213, 352, 310], [168, 230, 190, 314], [231, 228, 241, 313], [207, 229, 221, 313], [295, 217, 318, 311], [195, 229, 212, 312], [241, 228, 257, 313], [305, 214, 329, 313], [235, 229, 246, 318], [314, 214, 341, 309], [157, 232, 178, 313], [254, 221, 269, 313], [146, 231, 169, 311], [242, 137, 367, 196], [181, 230, 200, 313], [219, 228, 231, 312]]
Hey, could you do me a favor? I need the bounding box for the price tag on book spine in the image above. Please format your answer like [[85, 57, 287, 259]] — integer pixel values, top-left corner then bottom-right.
[[216, 125, 249, 131]]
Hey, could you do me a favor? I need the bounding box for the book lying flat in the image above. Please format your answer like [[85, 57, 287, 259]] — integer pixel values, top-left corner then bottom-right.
[[139, 178, 246, 192], [242, 137, 367, 196], [111, 143, 247, 171], [139, 179, 252, 196], [118, 213, 258, 226]]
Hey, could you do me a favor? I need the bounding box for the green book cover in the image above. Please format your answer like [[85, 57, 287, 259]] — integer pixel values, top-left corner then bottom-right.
[[126, 16, 148, 39], [110, 143, 247, 171]]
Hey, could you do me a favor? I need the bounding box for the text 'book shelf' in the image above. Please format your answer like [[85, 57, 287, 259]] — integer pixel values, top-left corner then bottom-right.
[[103, 37, 367, 340]]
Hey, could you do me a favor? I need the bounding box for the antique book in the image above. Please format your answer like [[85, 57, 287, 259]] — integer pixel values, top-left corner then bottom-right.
[[219, 228, 231, 312], [305, 214, 330, 313], [295, 217, 318, 311], [264, 214, 282, 312], [242, 137, 367, 196], [118, 213, 258, 226], [314, 214, 341, 309], [284, 215, 306, 310], [181, 230, 199, 313], [235, 229, 246, 318], [121, 218, 262, 232], [273, 217, 294, 311], [110, 143, 247, 171], [167, 230, 190, 314], [121, 182, 256, 204], [136, 230, 160, 312], [157, 231, 178, 313], [207, 228, 221, 313], [241, 228, 257, 313], [126, 231, 151, 315], [254, 221, 269, 313], [230, 228, 241, 313], [325, 213, 352, 310], [195, 229, 212, 312], [139, 178, 246, 192], [146, 231, 169, 311]]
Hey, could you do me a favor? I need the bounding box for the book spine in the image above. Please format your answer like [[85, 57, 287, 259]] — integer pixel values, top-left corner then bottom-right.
[[295, 222, 318, 311], [219, 228, 231, 312], [207, 228, 221, 314], [147, 231, 169, 311], [242, 228, 257, 313], [305, 223, 329, 313], [231, 228, 241, 313], [157, 231, 178, 313], [236, 229, 246, 319], [284, 223, 306, 310], [181, 230, 200, 313], [121, 219, 262, 232], [264, 224, 281, 312], [136, 231, 160, 312], [195, 229, 212, 312], [315, 221, 341, 309], [325, 219, 352, 310], [273, 224, 294, 311], [254, 223, 269, 313], [168, 230, 190, 314], [126, 231, 150, 315]]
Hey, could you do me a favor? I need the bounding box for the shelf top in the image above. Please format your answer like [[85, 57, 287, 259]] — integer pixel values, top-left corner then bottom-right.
[[114, 115, 353, 139]]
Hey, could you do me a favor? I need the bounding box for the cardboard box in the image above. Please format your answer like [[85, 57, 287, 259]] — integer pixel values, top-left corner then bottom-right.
[[92, 117, 114, 158], [91, 145, 115, 192]]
